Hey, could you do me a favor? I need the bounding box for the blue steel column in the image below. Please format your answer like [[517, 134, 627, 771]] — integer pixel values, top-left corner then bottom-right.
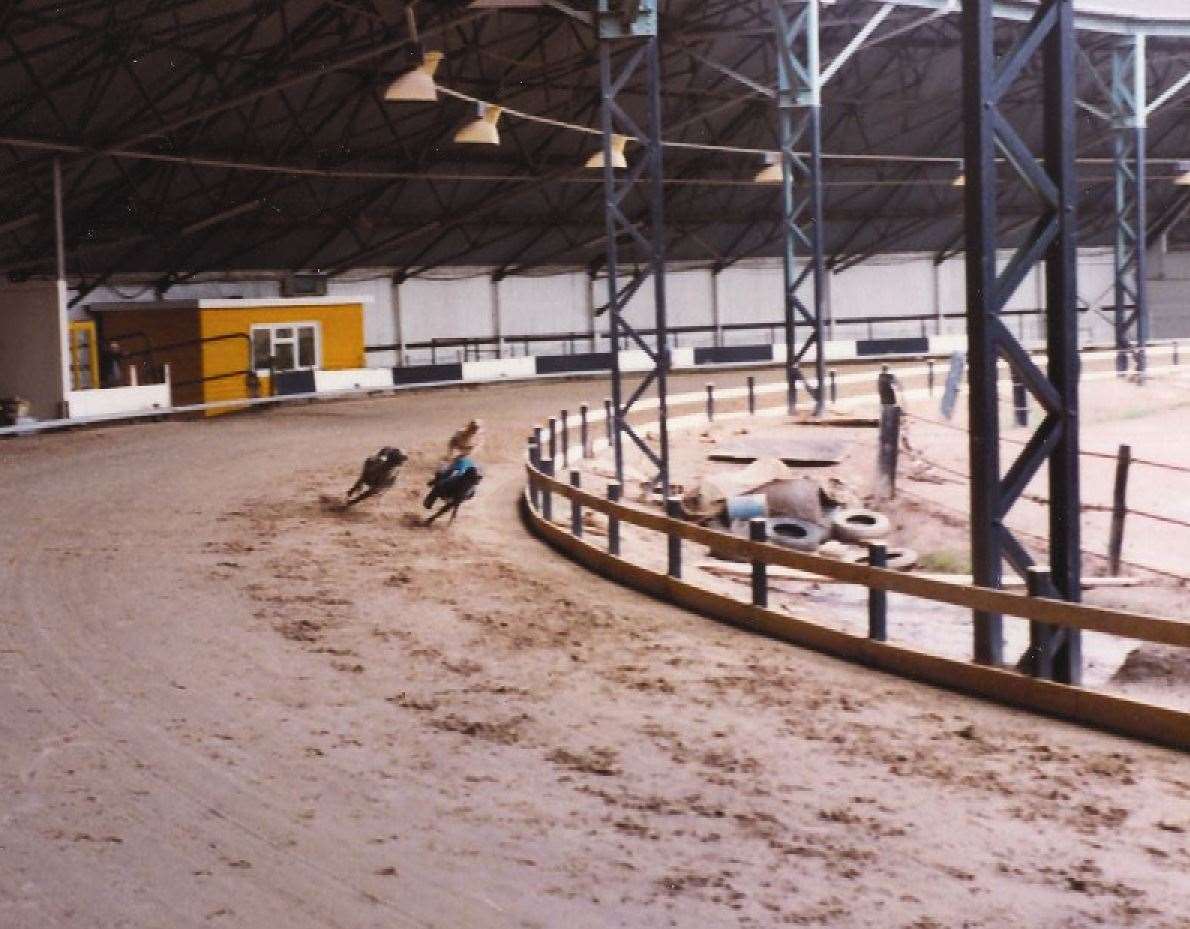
[[962, 0, 1003, 665], [962, 0, 1082, 678], [1044, 0, 1082, 684], [597, 1, 670, 494], [1112, 35, 1149, 382], [770, 0, 826, 417]]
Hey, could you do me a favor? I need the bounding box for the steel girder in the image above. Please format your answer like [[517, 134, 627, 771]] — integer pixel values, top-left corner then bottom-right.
[[769, 0, 827, 417], [597, 1, 671, 494], [1111, 35, 1149, 380], [962, 0, 1082, 682]]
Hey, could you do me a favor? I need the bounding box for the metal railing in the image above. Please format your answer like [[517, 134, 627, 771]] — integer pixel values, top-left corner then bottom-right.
[[368, 307, 1097, 365]]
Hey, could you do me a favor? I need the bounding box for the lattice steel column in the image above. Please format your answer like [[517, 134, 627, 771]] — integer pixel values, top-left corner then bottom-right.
[[769, 0, 827, 417], [597, 1, 670, 493], [1111, 35, 1149, 381], [962, 0, 1082, 682]]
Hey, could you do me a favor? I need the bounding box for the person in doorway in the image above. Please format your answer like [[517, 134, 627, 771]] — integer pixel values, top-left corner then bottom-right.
[[102, 340, 126, 389]]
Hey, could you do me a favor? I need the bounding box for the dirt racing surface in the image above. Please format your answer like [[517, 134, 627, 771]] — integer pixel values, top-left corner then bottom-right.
[[2, 371, 1188, 929]]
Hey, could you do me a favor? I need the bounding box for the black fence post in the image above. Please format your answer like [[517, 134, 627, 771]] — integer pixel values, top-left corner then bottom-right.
[[750, 519, 769, 608], [604, 398, 614, 445], [1108, 444, 1132, 576], [706, 384, 715, 421], [927, 359, 936, 396], [747, 375, 756, 415], [540, 458, 555, 522], [868, 543, 888, 641], [666, 496, 683, 579], [560, 409, 570, 468], [528, 437, 541, 509], [829, 369, 838, 405], [607, 482, 622, 556], [1025, 566, 1056, 681], [548, 417, 558, 463], [570, 470, 583, 537], [580, 404, 592, 458]]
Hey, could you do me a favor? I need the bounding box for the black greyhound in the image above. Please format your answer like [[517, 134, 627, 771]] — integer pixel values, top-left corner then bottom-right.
[[422, 459, 483, 525], [343, 447, 408, 508]]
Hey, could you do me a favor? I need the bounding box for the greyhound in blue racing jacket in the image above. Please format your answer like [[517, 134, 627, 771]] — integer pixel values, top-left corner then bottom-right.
[[422, 454, 483, 525]]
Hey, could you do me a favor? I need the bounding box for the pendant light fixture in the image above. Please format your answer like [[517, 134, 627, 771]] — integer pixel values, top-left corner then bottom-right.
[[454, 103, 503, 145], [585, 134, 629, 170], [385, 51, 445, 103], [753, 152, 784, 185]]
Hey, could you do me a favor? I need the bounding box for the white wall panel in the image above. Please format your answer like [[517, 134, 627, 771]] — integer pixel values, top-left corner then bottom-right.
[[400, 274, 493, 344], [499, 273, 588, 335]]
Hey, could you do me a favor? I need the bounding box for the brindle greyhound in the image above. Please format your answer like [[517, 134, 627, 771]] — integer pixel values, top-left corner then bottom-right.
[[343, 447, 408, 508]]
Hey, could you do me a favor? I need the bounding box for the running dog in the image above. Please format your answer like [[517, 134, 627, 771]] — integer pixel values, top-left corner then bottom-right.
[[344, 446, 408, 508]]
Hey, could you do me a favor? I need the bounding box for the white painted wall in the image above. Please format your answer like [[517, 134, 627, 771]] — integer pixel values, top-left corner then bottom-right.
[[0, 280, 69, 419], [72, 247, 1129, 368]]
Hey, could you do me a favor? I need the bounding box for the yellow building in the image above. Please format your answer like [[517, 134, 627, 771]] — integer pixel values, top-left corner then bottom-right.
[[87, 297, 368, 411]]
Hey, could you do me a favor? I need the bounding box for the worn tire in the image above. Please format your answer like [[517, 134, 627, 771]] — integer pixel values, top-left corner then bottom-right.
[[766, 517, 828, 553], [831, 507, 891, 544]]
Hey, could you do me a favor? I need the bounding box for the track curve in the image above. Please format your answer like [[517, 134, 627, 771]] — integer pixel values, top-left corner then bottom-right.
[[2, 373, 1188, 929]]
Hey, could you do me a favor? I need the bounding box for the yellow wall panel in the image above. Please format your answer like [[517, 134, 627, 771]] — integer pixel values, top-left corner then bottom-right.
[[198, 302, 364, 412]]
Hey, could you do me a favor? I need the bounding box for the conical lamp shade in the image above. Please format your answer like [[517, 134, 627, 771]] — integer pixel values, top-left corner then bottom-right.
[[585, 134, 629, 170], [385, 51, 444, 102], [754, 154, 783, 185], [454, 104, 502, 145]]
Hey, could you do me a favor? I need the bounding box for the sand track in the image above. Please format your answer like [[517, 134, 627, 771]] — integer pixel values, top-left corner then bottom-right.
[[2, 373, 1188, 929]]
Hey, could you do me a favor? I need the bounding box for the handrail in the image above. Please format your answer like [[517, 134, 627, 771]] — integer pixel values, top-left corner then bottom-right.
[[525, 464, 1190, 648], [365, 306, 1097, 357]]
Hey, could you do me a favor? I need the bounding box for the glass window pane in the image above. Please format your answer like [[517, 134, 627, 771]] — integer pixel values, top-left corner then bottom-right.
[[298, 327, 316, 368], [275, 327, 293, 341], [274, 342, 295, 371], [252, 330, 271, 369]]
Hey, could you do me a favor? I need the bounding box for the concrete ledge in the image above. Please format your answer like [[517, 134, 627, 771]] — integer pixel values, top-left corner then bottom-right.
[[66, 384, 170, 418], [462, 357, 538, 381], [314, 368, 394, 392]]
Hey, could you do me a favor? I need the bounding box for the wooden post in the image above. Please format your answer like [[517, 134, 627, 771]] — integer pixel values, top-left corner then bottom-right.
[[1024, 566, 1057, 681], [868, 543, 888, 641], [1108, 444, 1132, 576], [877, 405, 902, 499], [540, 458, 554, 522], [607, 483, 622, 556], [666, 496, 683, 579], [580, 404, 592, 458], [570, 470, 583, 537], [560, 410, 569, 468], [750, 519, 769, 608]]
